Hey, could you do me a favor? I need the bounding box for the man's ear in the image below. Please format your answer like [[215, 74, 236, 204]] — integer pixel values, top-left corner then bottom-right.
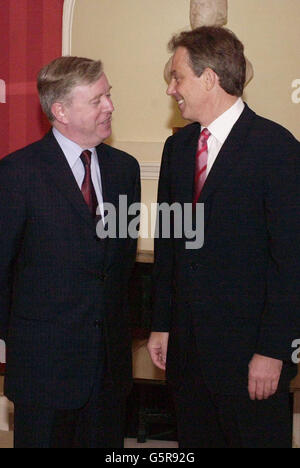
[[51, 102, 68, 124], [202, 67, 217, 91]]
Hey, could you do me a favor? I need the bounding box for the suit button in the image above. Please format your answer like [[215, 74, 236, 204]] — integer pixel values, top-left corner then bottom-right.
[[190, 263, 198, 271], [94, 320, 102, 329], [99, 273, 107, 281]]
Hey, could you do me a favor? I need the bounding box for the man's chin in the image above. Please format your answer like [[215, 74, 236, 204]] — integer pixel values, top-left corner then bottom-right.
[[180, 110, 196, 123], [180, 110, 191, 122], [179, 105, 189, 119], [95, 129, 112, 145]]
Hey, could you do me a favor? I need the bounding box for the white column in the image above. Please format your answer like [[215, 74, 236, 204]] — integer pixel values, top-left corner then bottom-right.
[[62, 0, 76, 56]]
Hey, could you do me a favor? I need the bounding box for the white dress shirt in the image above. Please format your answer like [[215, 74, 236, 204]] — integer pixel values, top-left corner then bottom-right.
[[204, 98, 245, 176], [52, 127, 104, 218]]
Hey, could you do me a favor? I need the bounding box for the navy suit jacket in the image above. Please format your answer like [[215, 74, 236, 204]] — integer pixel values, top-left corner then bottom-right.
[[0, 130, 140, 408], [152, 104, 300, 394]]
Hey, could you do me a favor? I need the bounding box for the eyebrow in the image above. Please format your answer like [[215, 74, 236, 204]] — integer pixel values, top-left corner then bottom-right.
[[90, 86, 112, 102]]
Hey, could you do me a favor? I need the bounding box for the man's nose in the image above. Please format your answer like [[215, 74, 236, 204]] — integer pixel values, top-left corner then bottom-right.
[[104, 95, 114, 112], [166, 79, 176, 96]]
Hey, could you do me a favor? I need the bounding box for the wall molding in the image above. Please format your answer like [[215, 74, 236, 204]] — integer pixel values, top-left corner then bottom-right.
[[139, 162, 160, 181], [62, 0, 76, 56], [112, 141, 164, 179]]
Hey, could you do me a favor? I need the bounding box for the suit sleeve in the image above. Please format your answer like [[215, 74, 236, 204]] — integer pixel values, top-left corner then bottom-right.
[[151, 137, 174, 332], [256, 134, 300, 361], [0, 158, 27, 340]]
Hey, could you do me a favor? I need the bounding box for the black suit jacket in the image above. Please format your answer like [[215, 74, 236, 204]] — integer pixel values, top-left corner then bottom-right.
[[152, 104, 300, 395], [0, 130, 140, 408]]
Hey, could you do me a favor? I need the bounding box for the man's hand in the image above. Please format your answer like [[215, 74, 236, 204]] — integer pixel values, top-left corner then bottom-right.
[[248, 354, 283, 400], [147, 332, 169, 371]]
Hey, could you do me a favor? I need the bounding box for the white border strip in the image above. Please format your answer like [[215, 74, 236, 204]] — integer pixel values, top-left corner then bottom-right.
[[62, 0, 76, 56]]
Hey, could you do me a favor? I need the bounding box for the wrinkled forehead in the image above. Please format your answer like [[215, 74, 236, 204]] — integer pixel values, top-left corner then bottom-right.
[[68, 73, 111, 101]]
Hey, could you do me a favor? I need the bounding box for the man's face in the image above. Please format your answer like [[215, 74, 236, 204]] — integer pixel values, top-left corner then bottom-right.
[[62, 73, 114, 148], [167, 47, 207, 123]]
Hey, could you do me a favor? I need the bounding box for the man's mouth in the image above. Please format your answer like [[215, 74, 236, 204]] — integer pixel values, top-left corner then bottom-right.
[[177, 99, 184, 106], [101, 116, 112, 125]]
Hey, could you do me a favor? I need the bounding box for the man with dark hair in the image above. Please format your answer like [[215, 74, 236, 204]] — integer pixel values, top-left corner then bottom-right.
[[148, 26, 300, 448], [0, 56, 140, 448], [168, 26, 246, 97]]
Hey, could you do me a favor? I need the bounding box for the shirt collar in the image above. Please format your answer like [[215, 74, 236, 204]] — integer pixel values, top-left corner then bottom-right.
[[205, 98, 245, 144], [52, 127, 96, 169]]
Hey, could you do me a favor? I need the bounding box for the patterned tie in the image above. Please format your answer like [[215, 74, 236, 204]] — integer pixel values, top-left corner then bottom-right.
[[193, 128, 211, 207], [80, 150, 98, 218]]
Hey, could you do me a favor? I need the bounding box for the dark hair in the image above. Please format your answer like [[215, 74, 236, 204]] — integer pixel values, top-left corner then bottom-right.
[[169, 26, 246, 97]]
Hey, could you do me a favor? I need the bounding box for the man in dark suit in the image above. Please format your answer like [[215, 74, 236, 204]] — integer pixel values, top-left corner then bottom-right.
[[0, 57, 140, 448], [148, 27, 300, 448]]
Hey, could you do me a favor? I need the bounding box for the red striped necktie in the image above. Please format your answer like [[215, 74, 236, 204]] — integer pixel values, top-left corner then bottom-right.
[[80, 150, 98, 218], [193, 128, 211, 207]]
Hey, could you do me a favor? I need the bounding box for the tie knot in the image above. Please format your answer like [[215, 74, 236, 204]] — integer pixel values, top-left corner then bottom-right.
[[200, 128, 211, 141], [80, 150, 92, 167]]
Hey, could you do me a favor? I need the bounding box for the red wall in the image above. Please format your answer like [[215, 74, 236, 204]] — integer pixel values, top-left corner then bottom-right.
[[0, 0, 64, 158]]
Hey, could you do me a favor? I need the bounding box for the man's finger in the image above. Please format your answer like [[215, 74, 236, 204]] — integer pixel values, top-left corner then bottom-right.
[[255, 380, 265, 400], [263, 381, 272, 400], [147, 332, 169, 370], [149, 347, 161, 366], [248, 378, 257, 401], [270, 378, 279, 396], [148, 344, 166, 370]]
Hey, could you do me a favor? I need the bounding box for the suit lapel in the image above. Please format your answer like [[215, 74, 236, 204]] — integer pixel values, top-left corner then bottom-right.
[[96, 143, 120, 210], [199, 104, 257, 202], [95, 143, 121, 262], [40, 131, 95, 229], [174, 122, 201, 205]]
